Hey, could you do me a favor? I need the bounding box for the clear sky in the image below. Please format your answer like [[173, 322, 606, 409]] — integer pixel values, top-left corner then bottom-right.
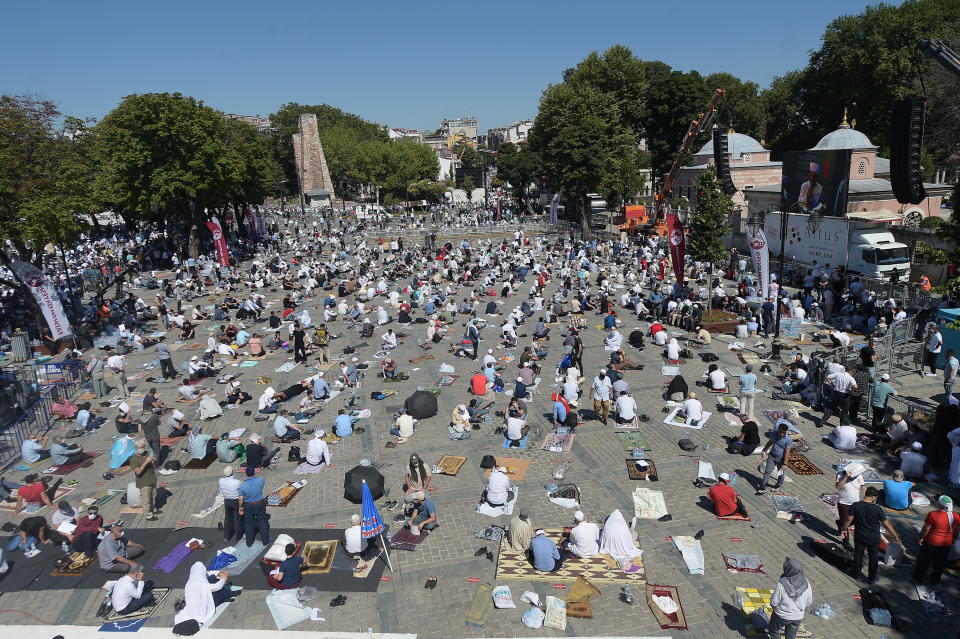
[[2, 0, 899, 133]]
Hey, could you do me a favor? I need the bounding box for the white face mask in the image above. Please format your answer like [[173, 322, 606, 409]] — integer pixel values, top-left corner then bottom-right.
[[88, 514, 97, 520]]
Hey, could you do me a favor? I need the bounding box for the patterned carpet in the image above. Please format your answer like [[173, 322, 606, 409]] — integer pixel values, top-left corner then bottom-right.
[[496, 529, 646, 584], [786, 452, 824, 475]]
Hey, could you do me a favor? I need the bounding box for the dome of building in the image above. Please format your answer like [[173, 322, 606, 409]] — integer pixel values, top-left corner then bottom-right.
[[811, 113, 877, 150], [694, 131, 765, 157]]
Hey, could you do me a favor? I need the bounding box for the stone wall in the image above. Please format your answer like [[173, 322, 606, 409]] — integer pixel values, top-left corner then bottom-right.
[[292, 113, 335, 198]]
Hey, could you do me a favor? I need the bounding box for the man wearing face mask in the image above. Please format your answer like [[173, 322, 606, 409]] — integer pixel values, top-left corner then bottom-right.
[[72, 506, 105, 557], [98, 524, 145, 573], [590, 369, 613, 425]]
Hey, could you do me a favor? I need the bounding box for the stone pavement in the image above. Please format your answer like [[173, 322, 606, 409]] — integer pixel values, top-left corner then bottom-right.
[[0, 237, 951, 638]]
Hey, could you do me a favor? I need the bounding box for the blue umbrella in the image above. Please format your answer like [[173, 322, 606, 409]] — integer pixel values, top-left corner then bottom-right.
[[360, 479, 392, 571]]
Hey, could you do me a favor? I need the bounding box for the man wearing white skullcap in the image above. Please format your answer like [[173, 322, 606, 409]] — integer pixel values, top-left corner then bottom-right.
[[565, 510, 600, 559]]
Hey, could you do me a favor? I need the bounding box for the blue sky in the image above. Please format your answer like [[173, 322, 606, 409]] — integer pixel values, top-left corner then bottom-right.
[[2, 0, 899, 133]]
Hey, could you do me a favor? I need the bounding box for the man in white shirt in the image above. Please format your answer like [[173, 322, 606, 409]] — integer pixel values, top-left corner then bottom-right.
[[565, 511, 600, 558], [382, 329, 398, 349], [830, 329, 851, 348], [828, 424, 858, 451], [106, 353, 129, 398], [481, 466, 513, 507], [392, 412, 416, 438], [682, 392, 704, 425], [614, 391, 637, 425], [822, 369, 857, 428], [505, 415, 528, 447], [343, 513, 369, 557], [590, 370, 614, 425], [925, 325, 944, 377], [900, 441, 927, 478], [110, 564, 154, 615]]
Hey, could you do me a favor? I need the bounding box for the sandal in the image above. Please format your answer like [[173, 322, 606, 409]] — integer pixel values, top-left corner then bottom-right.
[[385, 441, 396, 448], [474, 546, 488, 557], [424, 576, 437, 589], [330, 594, 347, 607]]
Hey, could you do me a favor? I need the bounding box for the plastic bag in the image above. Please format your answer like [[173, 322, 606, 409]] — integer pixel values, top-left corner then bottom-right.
[[522, 606, 545, 628], [492, 584, 516, 609]]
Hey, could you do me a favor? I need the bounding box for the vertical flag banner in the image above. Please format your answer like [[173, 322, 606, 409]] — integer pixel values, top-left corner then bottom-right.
[[11, 261, 72, 340], [205, 217, 230, 267], [666, 212, 686, 284], [550, 194, 560, 225], [748, 226, 770, 300]]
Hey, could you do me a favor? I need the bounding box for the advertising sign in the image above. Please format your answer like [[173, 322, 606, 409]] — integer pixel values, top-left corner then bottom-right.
[[780, 149, 852, 216], [10, 261, 72, 340]]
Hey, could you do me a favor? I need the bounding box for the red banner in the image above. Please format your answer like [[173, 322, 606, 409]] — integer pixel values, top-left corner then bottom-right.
[[666, 212, 685, 284], [206, 217, 230, 267]]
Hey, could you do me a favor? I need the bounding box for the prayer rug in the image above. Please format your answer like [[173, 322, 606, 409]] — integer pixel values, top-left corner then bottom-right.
[[541, 432, 575, 452], [238, 360, 259, 367], [261, 541, 303, 569], [82, 490, 124, 508], [717, 396, 740, 410], [477, 487, 519, 517], [105, 587, 171, 622], [98, 619, 149, 632], [389, 527, 430, 551], [483, 457, 530, 481], [737, 586, 773, 637], [723, 553, 765, 574], [786, 452, 824, 475], [717, 511, 751, 521], [44, 451, 103, 475], [646, 584, 687, 630], [50, 552, 97, 576], [707, 386, 730, 394], [435, 375, 459, 387], [192, 491, 223, 518], [496, 529, 646, 585], [0, 485, 73, 514], [565, 597, 592, 618], [615, 431, 651, 451], [725, 366, 746, 378], [183, 453, 217, 469], [632, 487, 669, 520], [202, 586, 242, 629], [464, 582, 494, 627], [266, 588, 312, 630], [176, 342, 206, 351], [119, 505, 144, 514], [661, 356, 688, 365], [301, 540, 338, 574], [153, 541, 197, 573], [315, 361, 335, 371], [625, 459, 658, 481], [268, 483, 303, 507], [661, 365, 680, 376], [225, 540, 266, 575], [763, 409, 792, 425], [435, 454, 467, 476], [352, 553, 379, 578], [663, 407, 712, 430], [274, 361, 300, 373], [408, 354, 434, 363], [501, 434, 529, 450], [770, 494, 804, 513]]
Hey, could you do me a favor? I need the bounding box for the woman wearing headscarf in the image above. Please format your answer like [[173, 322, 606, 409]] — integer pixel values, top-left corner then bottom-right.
[[173, 562, 239, 630], [914, 495, 960, 586], [767, 558, 812, 639], [51, 500, 78, 529], [664, 375, 689, 402], [294, 430, 331, 474], [449, 405, 471, 440], [599, 509, 643, 572], [225, 381, 251, 405], [665, 337, 681, 362], [403, 454, 432, 494], [257, 386, 277, 414]]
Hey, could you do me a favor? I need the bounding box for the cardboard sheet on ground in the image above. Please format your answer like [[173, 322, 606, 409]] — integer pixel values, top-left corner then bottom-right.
[[484, 457, 530, 480], [632, 487, 668, 520]]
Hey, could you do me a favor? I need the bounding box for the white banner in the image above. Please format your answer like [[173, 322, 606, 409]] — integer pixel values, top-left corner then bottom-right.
[[747, 227, 770, 300], [10, 261, 73, 341], [549, 194, 559, 225]]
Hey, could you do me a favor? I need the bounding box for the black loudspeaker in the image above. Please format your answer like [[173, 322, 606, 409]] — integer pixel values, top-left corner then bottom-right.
[[891, 98, 927, 205], [712, 129, 737, 195]]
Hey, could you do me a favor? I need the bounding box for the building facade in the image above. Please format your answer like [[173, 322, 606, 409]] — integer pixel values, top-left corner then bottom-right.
[[487, 120, 533, 151], [441, 117, 479, 147]]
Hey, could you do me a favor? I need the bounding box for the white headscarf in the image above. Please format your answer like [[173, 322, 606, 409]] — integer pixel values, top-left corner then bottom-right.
[[174, 561, 221, 626], [258, 387, 275, 411], [599, 509, 643, 565]]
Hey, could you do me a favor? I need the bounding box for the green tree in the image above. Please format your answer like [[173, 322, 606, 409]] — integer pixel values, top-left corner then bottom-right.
[[564, 45, 647, 142], [759, 71, 813, 159], [222, 118, 282, 214], [461, 176, 476, 196], [642, 69, 711, 186], [454, 140, 482, 168], [687, 165, 732, 263], [705, 72, 767, 140], [496, 142, 543, 212], [95, 92, 233, 257]]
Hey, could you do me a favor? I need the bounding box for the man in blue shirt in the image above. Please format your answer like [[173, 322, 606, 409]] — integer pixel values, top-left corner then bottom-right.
[[273, 410, 302, 439], [552, 398, 568, 427], [334, 409, 354, 437], [757, 422, 793, 495], [21, 434, 49, 464], [238, 466, 269, 547], [403, 490, 438, 531], [883, 469, 913, 510], [530, 529, 562, 571], [312, 373, 330, 400], [738, 365, 758, 420], [272, 543, 304, 589]]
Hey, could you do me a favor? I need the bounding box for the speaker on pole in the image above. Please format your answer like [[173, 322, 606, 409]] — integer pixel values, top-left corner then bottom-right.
[[891, 98, 927, 205], [712, 128, 737, 196]]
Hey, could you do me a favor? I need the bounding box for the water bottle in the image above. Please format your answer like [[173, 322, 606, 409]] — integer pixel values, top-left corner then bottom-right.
[[61, 542, 70, 555], [728, 471, 737, 485]]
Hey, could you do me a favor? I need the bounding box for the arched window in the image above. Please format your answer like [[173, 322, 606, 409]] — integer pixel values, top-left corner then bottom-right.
[[857, 159, 867, 175]]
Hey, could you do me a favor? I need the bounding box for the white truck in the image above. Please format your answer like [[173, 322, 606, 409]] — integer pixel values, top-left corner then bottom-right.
[[764, 212, 911, 278]]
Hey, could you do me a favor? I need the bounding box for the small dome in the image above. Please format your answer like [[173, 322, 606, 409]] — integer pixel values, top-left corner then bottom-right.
[[694, 132, 765, 158], [812, 122, 877, 151]]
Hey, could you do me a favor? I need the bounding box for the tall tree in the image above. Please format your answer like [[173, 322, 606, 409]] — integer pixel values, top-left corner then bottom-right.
[[95, 92, 232, 257], [705, 72, 767, 140], [688, 165, 733, 263], [496, 142, 542, 212], [643, 69, 711, 187], [759, 71, 814, 159]]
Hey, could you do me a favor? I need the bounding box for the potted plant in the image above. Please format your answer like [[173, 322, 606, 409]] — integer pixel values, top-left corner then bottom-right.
[[700, 309, 740, 334]]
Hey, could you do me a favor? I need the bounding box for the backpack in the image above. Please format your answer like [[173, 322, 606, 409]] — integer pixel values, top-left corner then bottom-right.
[[678, 439, 697, 452], [480, 454, 497, 469], [287, 446, 301, 463], [164, 460, 182, 471], [172, 619, 201, 636]]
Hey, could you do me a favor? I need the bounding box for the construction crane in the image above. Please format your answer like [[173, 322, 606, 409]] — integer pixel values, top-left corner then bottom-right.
[[652, 88, 725, 234]]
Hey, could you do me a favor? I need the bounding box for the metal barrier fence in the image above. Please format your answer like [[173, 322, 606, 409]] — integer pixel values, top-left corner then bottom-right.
[[884, 394, 937, 434], [0, 362, 84, 470]]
